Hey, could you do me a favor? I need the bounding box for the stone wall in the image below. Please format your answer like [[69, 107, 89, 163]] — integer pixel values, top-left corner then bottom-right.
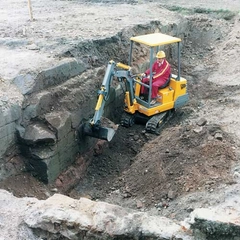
[[0, 106, 21, 158], [0, 81, 24, 180]]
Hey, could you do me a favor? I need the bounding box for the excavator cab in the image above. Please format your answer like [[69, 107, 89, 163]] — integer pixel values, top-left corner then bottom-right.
[[82, 33, 189, 141], [120, 33, 189, 133]]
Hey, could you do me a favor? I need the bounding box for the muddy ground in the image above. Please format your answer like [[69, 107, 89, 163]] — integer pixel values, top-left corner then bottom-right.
[[1, 0, 240, 223]]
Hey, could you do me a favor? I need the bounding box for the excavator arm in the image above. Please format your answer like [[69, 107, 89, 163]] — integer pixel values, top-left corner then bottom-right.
[[82, 60, 132, 141]]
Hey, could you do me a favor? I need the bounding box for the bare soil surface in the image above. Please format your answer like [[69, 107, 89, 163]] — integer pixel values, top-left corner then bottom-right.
[[1, 0, 240, 223]]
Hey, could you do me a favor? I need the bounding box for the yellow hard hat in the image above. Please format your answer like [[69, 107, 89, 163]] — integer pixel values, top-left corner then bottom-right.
[[156, 51, 166, 59]]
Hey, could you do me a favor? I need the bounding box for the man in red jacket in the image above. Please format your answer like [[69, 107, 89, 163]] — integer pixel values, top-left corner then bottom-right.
[[141, 51, 171, 105]]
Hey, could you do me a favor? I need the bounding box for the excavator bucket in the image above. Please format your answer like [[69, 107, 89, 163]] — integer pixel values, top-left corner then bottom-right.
[[82, 123, 115, 142]]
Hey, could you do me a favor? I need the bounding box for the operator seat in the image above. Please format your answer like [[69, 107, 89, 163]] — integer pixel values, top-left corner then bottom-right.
[[159, 74, 171, 89]]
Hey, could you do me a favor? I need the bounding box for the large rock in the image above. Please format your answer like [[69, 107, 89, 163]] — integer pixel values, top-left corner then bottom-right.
[[13, 58, 86, 95], [19, 122, 56, 145], [0, 190, 38, 240], [0, 189, 193, 240], [24, 194, 192, 240], [2, 188, 240, 240], [17, 113, 80, 183], [188, 208, 240, 240], [0, 102, 23, 159]]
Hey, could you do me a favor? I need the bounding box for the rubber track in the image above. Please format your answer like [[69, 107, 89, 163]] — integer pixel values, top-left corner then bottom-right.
[[146, 110, 175, 135], [120, 112, 135, 128], [145, 112, 167, 134]]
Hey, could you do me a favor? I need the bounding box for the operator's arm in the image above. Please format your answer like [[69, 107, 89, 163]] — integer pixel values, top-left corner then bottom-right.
[[145, 61, 156, 76], [143, 61, 158, 78]]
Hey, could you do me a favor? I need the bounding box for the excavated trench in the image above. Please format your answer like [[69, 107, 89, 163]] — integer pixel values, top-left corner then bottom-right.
[[55, 11, 238, 222], [0, 3, 240, 238]]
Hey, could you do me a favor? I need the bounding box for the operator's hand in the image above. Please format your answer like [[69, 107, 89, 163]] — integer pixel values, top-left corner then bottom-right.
[[141, 73, 146, 78]]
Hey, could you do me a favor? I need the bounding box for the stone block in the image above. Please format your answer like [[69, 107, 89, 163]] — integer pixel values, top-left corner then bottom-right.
[[13, 73, 37, 95], [57, 131, 79, 170], [20, 123, 56, 145], [28, 158, 48, 183], [44, 156, 61, 183], [0, 105, 22, 128], [0, 133, 15, 159], [22, 130, 79, 183], [0, 122, 16, 139], [22, 91, 52, 122], [35, 59, 86, 93], [27, 145, 57, 160], [45, 111, 71, 140], [13, 59, 86, 95]]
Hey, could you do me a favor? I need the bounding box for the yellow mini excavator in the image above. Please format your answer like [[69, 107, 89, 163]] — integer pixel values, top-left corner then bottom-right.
[[82, 33, 189, 141]]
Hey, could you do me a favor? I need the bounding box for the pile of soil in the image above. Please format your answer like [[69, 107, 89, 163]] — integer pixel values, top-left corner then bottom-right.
[[67, 112, 237, 216], [114, 122, 236, 204]]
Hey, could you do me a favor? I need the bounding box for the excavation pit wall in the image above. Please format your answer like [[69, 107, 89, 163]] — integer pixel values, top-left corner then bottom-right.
[[0, 20, 182, 182]]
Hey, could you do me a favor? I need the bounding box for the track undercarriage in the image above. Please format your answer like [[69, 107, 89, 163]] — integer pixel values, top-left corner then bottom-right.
[[120, 110, 175, 135]]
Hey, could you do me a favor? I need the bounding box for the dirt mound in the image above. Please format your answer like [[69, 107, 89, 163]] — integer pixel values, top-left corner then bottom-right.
[[62, 111, 237, 218], [116, 122, 236, 207], [0, 172, 52, 199]]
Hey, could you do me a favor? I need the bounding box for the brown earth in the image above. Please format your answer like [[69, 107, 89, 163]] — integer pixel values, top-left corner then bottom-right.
[[0, 0, 240, 222]]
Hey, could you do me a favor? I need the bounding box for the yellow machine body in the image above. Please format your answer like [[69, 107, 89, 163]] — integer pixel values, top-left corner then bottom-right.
[[124, 75, 187, 117]]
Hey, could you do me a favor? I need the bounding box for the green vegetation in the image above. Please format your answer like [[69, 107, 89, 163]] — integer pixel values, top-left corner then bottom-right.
[[164, 5, 237, 21]]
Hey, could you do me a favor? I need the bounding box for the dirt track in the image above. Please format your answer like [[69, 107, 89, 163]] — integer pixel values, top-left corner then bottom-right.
[[1, 0, 240, 224]]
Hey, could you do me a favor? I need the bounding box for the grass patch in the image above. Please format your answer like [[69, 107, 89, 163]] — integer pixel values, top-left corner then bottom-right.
[[194, 8, 236, 20], [164, 5, 237, 21], [164, 6, 193, 15]]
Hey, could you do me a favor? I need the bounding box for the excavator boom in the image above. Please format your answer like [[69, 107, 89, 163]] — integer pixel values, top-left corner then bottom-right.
[[82, 60, 132, 141]]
